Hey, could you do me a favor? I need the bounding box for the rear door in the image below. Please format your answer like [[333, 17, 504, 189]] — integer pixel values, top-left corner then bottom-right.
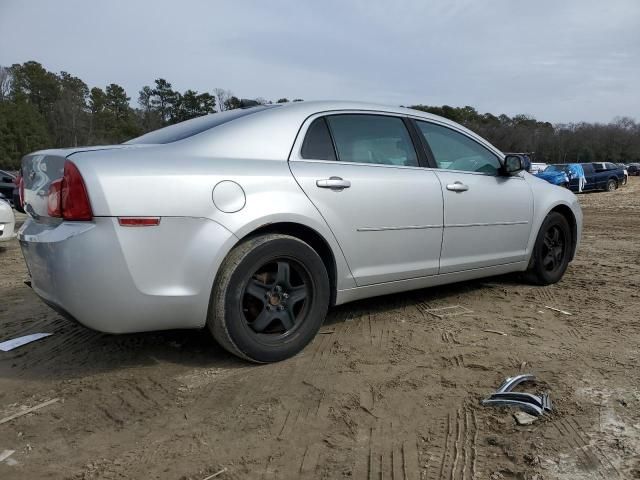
[[413, 120, 533, 273], [289, 113, 444, 286], [581, 163, 597, 189]]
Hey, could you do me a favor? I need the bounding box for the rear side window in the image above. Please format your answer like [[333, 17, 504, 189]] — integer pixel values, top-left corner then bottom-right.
[[326, 114, 418, 167], [126, 106, 275, 145], [301, 118, 336, 161], [416, 121, 501, 175]]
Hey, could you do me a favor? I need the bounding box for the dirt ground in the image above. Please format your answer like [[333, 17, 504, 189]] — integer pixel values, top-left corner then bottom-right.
[[1, 179, 639, 480]]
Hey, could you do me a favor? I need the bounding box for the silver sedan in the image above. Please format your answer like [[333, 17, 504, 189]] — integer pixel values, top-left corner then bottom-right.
[[18, 101, 582, 362]]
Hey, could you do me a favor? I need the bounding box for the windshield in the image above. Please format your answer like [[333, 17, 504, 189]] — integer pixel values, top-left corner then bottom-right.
[[126, 106, 276, 145]]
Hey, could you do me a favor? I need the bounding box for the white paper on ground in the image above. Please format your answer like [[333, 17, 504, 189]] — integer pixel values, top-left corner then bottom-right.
[[0, 333, 53, 352], [0, 450, 15, 462]]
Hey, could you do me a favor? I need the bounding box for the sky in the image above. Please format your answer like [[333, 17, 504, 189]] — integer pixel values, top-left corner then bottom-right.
[[1, 0, 639, 123]]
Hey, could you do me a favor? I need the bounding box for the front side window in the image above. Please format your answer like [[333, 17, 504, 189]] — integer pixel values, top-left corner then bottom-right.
[[325, 114, 418, 167], [415, 121, 501, 175]]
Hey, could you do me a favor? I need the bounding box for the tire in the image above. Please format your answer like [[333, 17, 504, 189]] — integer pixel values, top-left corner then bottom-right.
[[622, 176, 627, 186], [208, 234, 330, 363], [606, 179, 617, 191], [524, 212, 572, 285]]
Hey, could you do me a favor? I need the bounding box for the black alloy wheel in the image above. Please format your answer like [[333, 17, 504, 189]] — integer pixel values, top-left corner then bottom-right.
[[208, 234, 330, 363], [241, 259, 310, 338], [541, 225, 566, 274], [524, 212, 572, 285]]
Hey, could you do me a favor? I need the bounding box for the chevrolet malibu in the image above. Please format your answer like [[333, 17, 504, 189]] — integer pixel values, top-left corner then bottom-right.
[[18, 101, 582, 362]]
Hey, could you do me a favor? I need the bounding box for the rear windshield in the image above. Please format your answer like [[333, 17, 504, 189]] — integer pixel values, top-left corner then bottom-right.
[[125, 106, 275, 145]]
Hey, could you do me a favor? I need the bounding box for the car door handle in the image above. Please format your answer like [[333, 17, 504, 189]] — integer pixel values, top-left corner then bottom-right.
[[316, 177, 351, 189], [446, 181, 469, 192]]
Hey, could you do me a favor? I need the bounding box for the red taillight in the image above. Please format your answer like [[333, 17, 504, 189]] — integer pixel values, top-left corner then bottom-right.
[[47, 160, 93, 221], [118, 217, 161, 227], [47, 179, 63, 217]]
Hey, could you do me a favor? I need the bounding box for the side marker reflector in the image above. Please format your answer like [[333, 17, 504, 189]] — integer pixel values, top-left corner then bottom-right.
[[118, 217, 161, 227]]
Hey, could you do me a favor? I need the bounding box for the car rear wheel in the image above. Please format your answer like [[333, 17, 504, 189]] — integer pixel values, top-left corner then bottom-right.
[[606, 179, 618, 191], [208, 234, 330, 363], [524, 212, 571, 285]]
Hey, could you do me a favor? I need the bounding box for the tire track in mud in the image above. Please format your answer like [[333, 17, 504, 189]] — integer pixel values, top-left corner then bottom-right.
[[551, 416, 621, 479], [82, 375, 178, 431], [353, 421, 421, 480], [426, 404, 479, 480]]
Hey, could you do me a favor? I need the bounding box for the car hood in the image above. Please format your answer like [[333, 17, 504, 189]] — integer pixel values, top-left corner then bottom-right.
[[535, 171, 568, 182]]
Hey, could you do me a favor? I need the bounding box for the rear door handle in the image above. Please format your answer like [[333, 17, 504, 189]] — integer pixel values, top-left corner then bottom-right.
[[316, 177, 351, 189], [446, 181, 469, 192]]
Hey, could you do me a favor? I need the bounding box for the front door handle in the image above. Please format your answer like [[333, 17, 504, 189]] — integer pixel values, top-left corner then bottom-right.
[[316, 177, 351, 190], [446, 181, 469, 192]]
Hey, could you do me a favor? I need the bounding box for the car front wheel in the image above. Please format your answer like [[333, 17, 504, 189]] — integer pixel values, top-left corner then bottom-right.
[[208, 234, 330, 363], [606, 179, 618, 191], [524, 212, 571, 285]]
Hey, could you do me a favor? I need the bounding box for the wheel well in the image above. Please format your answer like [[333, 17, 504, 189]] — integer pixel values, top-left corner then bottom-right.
[[550, 205, 578, 260], [242, 222, 338, 305]]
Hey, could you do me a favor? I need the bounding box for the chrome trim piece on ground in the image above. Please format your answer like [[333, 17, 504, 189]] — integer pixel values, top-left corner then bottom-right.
[[481, 374, 552, 417]]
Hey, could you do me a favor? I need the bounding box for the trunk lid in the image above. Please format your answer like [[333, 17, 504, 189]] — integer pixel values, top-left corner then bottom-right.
[[21, 145, 129, 220]]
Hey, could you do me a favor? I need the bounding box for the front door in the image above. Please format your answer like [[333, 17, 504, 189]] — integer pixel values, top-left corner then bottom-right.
[[413, 120, 533, 273], [289, 113, 444, 286]]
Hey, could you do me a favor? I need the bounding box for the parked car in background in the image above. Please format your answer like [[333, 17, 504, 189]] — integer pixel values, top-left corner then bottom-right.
[[627, 163, 640, 176], [0, 170, 17, 207], [612, 163, 628, 185], [535, 164, 569, 187], [0, 193, 16, 243], [17, 101, 582, 362], [581, 163, 625, 191], [530, 162, 548, 174]]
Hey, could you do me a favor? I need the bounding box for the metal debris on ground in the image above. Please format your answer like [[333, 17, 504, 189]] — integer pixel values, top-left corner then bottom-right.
[[0, 398, 60, 425], [424, 305, 473, 319], [481, 374, 552, 417], [201, 467, 228, 480], [0, 333, 53, 352], [544, 305, 572, 315], [483, 329, 507, 336]]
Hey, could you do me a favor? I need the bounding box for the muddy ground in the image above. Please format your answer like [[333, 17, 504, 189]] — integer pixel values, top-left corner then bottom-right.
[[1, 179, 639, 480]]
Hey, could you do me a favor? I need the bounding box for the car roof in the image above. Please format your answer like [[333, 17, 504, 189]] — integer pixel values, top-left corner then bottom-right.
[[184, 100, 504, 161]]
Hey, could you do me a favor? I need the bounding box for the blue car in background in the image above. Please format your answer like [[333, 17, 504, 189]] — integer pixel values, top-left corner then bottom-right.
[[535, 165, 570, 187]]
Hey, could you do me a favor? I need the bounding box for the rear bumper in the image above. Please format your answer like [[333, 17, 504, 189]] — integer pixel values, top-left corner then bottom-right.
[[0, 222, 16, 242], [18, 216, 236, 333]]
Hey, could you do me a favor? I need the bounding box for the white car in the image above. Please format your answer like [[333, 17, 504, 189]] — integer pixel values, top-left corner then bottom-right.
[[0, 196, 16, 242]]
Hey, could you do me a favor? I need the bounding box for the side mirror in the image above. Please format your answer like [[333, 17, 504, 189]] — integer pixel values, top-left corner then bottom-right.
[[502, 154, 525, 175]]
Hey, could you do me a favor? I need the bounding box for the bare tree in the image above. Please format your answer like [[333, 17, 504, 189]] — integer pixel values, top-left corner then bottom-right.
[[0, 65, 12, 101], [213, 88, 232, 112]]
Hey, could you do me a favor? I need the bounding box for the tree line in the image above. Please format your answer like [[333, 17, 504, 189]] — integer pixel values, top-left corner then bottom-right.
[[1, 61, 638, 170]]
